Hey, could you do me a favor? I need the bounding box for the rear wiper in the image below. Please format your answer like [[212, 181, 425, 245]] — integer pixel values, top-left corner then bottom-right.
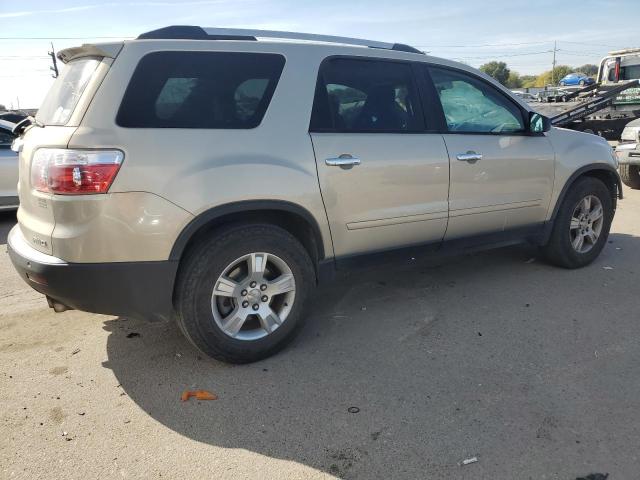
[[13, 115, 43, 136]]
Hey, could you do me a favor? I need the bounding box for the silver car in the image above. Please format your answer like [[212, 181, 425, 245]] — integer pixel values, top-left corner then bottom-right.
[[616, 118, 640, 189], [0, 119, 18, 210], [8, 26, 623, 363]]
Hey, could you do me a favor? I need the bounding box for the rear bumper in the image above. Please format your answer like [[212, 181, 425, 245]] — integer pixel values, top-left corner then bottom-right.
[[7, 225, 177, 321]]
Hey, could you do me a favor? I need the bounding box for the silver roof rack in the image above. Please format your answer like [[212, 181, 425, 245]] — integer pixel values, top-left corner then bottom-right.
[[137, 26, 424, 54]]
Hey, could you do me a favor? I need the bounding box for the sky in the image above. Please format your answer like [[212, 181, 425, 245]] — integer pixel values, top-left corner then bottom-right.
[[0, 0, 638, 108]]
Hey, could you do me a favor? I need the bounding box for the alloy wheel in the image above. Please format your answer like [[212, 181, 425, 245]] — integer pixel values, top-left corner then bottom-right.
[[569, 195, 604, 254], [211, 252, 296, 340]]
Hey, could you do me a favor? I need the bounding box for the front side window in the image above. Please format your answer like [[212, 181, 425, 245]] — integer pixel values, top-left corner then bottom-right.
[[429, 67, 525, 134], [310, 58, 424, 133], [117, 51, 285, 128]]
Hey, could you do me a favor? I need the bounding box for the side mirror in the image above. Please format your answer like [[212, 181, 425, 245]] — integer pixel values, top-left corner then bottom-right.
[[529, 112, 551, 133]]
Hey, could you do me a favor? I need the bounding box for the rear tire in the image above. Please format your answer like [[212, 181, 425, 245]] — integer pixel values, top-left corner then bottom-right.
[[542, 177, 613, 268], [175, 223, 315, 363], [619, 164, 640, 189]]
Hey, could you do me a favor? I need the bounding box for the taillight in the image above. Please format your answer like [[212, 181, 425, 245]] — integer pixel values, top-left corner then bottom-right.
[[31, 149, 123, 195]]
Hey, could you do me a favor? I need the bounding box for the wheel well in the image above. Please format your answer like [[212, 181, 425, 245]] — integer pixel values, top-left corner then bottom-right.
[[544, 166, 621, 245], [175, 208, 324, 272], [582, 169, 620, 209]]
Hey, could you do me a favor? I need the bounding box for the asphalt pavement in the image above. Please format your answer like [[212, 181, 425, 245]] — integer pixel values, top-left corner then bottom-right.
[[1, 189, 639, 479]]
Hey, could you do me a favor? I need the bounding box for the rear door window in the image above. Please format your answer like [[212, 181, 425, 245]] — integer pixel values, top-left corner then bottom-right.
[[36, 58, 100, 126], [310, 58, 425, 133], [116, 51, 285, 128]]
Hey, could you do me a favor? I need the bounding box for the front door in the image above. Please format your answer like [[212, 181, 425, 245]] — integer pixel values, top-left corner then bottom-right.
[[310, 57, 450, 257], [426, 66, 555, 240]]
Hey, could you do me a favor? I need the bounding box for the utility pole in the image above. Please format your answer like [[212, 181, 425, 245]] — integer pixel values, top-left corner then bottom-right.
[[48, 42, 59, 78], [551, 40, 557, 85]]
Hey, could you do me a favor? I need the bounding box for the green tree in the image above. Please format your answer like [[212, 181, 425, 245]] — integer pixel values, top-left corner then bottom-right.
[[505, 71, 523, 88], [480, 61, 511, 85], [535, 65, 574, 87], [577, 64, 598, 76], [520, 75, 537, 88]]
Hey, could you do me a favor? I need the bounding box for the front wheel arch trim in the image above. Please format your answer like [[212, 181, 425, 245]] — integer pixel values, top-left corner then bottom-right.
[[543, 163, 622, 243]]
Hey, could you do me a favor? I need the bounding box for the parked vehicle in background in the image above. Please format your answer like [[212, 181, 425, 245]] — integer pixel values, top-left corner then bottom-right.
[[543, 50, 640, 139], [616, 118, 640, 189], [511, 90, 540, 102], [585, 48, 640, 137], [8, 26, 622, 363], [0, 110, 30, 124], [0, 119, 18, 211], [559, 73, 595, 86]]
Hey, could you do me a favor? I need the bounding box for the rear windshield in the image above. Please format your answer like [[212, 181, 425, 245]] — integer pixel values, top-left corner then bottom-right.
[[36, 58, 100, 126], [116, 51, 285, 129]]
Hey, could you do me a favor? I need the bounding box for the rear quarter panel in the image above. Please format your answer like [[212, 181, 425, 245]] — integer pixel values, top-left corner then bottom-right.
[[71, 40, 333, 260]]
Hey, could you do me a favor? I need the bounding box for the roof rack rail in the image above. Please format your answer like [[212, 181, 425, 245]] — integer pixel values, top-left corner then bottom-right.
[[137, 26, 424, 54]]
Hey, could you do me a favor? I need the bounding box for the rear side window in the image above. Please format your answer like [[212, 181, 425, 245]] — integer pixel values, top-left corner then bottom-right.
[[37, 58, 100, 126], [117, 51, 285, 129], [310, 58, 424, 133]]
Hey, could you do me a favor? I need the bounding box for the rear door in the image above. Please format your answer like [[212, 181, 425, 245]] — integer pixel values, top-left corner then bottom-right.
[[424, 66, 555, 240], [310, 57, 450, 258]]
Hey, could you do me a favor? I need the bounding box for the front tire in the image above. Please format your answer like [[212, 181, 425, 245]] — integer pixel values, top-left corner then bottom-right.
[[175, 223, 315, 363], [542, 177, 613, 268], [620, 164, 640, 189]]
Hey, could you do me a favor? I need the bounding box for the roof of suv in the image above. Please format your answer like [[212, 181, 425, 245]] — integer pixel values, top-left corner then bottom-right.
[[136, 25, 425, 55], [56, 25, 534, 113]]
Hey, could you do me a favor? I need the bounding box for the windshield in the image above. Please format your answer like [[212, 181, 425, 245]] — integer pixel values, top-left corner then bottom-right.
[[36, 58, 100, 126]]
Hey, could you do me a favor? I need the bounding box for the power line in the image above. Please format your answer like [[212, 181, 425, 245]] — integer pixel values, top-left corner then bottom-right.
[[559, 50, 608, 56], [452, 50, 553, 60], [415, 40, 619, 50], [559, 40, 619, 48], [415, 40, 551, 48], [0, 55, 50, 58], [0, 57, 50, 60]]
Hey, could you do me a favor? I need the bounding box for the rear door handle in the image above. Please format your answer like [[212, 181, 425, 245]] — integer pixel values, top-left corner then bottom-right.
[[456, 151, 483, 163], [325, 154, 361, 168]]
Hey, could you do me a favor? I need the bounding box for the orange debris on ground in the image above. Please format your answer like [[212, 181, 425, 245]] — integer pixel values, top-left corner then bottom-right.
[[180, 390, 218, 402]]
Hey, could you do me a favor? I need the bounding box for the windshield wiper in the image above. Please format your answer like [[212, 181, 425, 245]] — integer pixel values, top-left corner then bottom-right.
[[13, 115, 44, 136]]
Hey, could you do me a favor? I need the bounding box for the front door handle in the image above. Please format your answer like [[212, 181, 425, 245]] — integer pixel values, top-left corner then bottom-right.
[[456, 151, 483, 163], [325, 154, 361, 168]]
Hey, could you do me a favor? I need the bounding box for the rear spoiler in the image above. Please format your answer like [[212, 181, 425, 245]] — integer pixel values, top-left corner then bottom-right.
[[57, 42, 124, 64]]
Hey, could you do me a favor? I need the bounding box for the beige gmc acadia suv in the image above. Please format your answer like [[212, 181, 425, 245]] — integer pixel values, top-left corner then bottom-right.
[[8, 26, 622, 363]]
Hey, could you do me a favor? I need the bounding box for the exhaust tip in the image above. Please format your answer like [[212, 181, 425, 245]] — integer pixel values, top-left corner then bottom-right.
[[46, 296, 72, 313]]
